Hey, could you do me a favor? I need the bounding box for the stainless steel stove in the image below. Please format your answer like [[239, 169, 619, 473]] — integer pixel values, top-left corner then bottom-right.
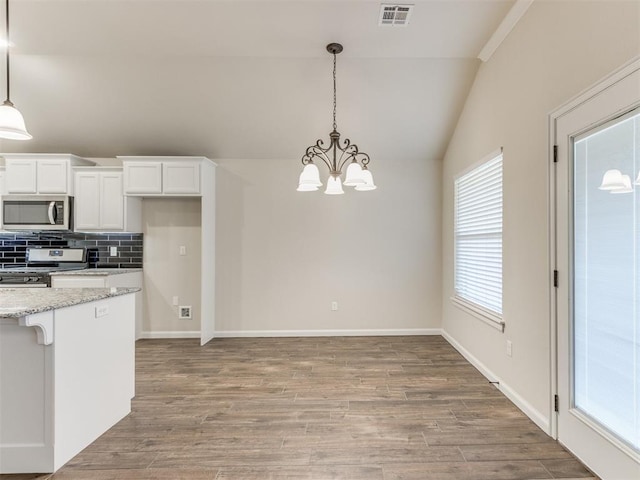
[[0, 247, 88, 288]]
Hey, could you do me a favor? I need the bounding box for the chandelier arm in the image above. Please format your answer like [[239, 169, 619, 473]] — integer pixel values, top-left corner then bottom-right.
[[336, 140, 361, 172], [337, 153, 356, 174], [314, 152, 334, 172], [303, 144, 333, 171]]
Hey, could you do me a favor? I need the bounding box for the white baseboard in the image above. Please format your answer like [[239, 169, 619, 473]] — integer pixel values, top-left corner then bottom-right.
[[138, 331, 200, 339], [441, 330, 551, 435], [213, 328, 442, 338]]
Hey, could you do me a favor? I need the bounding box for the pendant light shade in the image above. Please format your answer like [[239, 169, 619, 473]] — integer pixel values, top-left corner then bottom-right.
[[297, 43, 375, 194], [599, 169, 626, 191], [354, 168, 377, 191], [0, 100, 31, 139], [324, 175, 344, 195], [343, 161, 365, 186], [297, 163, 322, 189], [634, 170, 640, 185], [0, 0, 30, 141], [296, 183, 319, 192], [610, 174, 633, 194]]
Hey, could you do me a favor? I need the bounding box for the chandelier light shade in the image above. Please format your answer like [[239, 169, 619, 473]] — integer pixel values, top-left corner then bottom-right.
[[296, 163, 322, 191], [599, 169, 626, 190], [599, 168, 637, 194], [610, 174, 633, 194], [297, 43, 375, 194], [0, 0, 30, 141], [325, 175, 344, 195]]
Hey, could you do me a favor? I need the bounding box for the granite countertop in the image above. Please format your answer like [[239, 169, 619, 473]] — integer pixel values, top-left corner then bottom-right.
[[0, 287, 140, 318], [49, 268, 143, 277]]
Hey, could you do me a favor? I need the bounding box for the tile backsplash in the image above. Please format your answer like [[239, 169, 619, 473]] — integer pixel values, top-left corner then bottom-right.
[[0, 232, 143, 269]]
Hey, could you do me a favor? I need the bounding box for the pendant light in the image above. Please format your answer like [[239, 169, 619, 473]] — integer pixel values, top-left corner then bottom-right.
[[0, 0, 30, 140], [297, 43, 375, 194]]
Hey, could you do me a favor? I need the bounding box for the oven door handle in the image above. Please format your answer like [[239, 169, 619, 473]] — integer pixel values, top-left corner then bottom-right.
[[48, 202, 57, 225]]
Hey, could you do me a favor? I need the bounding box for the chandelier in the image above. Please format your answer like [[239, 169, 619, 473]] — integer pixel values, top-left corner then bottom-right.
[[297, 43, 376, 195], [0, 0, 31, 140]]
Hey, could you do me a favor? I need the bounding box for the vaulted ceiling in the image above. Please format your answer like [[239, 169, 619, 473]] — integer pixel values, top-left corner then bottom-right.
[[0, 0, 516, 160]]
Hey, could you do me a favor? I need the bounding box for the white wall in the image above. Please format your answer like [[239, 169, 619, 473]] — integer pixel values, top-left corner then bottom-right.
[[215, 154, 442, 335], [441, 0, 640, 431], [141, 198, 202, 336]]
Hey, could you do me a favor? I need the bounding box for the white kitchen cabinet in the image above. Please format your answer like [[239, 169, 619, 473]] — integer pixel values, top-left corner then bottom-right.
[[162, 161, 200, 194], [37, 160, 69, 194], [5, 159, 37, 193], [122, 161, 162, 194], [120, 157, 201, 196], [2, 154, 94, 195], [74, 168, 141, 232], [74, 172, 100, 229], [101, 173, 126, 229]]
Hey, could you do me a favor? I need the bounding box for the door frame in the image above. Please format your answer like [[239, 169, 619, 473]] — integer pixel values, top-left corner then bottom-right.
[[548, 55, 640, 459]]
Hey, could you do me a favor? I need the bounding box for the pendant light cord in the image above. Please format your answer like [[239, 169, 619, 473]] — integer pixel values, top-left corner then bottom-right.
[[332, 51, 337, 131], [5, 0, 10, 103]]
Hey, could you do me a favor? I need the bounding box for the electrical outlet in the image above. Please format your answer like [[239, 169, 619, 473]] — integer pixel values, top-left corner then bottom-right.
[[179, 245, 187, 256], [110, 246, 118, 257], [331, 301, 338, 311], [506, 340, 513, 357], [95, 305, 109, 318], [172, 296, 179, 306], [179, 306, 192, 319]]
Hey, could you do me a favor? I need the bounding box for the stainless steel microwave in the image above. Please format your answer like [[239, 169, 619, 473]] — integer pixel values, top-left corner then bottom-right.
[[1, 195, 73, 231]]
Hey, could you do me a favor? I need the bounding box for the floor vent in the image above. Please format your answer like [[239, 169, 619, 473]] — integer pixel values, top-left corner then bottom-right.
[[379, 4, 414, 26]]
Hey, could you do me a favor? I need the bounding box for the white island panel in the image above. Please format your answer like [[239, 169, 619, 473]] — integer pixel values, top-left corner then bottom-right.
[[0, 316, 53, 472], [53, 294, 134, 470], [0, 291, 136, 474]]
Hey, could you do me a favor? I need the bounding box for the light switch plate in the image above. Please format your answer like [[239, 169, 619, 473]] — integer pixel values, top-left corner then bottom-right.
[[95, 305, 109, 318]]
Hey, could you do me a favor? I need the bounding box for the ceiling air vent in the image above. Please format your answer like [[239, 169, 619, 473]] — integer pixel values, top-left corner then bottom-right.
[[379, 4, 414, 27]]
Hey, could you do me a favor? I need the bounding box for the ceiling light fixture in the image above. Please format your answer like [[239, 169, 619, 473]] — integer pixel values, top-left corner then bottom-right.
[[0, 0, 30, 140], [297, 43, 375, 195]]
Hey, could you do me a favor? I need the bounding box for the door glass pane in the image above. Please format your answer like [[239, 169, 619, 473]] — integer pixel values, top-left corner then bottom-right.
[[573, 110, 640, 451]]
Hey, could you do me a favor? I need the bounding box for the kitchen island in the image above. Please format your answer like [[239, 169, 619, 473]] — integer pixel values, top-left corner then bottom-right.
[[0, 288, 139, 474]]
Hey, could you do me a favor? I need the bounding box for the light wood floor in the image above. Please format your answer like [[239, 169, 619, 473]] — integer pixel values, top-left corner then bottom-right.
[[4, 336, 597, 480]]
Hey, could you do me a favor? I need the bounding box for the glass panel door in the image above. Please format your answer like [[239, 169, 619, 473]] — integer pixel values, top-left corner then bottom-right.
[[554, 62, 640, 479]]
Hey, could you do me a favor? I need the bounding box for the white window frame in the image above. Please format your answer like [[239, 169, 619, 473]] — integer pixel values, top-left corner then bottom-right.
[[452, 148, 505, 331]]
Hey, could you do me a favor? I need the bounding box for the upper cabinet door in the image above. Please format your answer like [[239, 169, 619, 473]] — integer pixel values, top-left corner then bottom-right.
[[37, 160, 68, 194], [74, 172, 101, 230], [5, 159, 37, 193], [162, 162, 200, 194], [100, 172, 124, 230], [124, 162, 162, 194]]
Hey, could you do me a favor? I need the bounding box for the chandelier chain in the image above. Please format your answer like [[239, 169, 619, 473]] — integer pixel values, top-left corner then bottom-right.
[[332, 51, 337, 131]]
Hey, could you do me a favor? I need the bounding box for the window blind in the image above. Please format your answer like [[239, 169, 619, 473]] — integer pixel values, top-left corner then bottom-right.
[[454, 153, 503, 317]]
